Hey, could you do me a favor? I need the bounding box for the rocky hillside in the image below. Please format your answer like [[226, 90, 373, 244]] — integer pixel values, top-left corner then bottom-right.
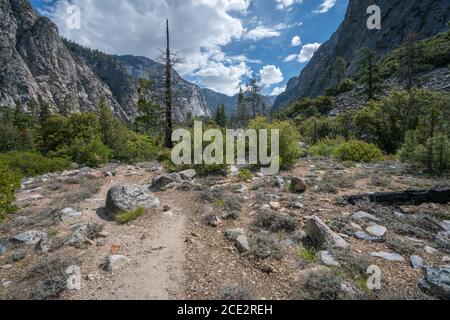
[[274, 0, 450, 109], [0, 0, 211, 122], [203, 88, 276, 115]]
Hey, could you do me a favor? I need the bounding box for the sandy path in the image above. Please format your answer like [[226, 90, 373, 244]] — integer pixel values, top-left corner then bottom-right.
[[64, 165, 198, 300]]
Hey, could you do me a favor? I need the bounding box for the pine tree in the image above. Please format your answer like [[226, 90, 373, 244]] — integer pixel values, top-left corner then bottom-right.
[[332, 57, 347, 86], [214, 104, 227, 127], [39, 101, 51, 125], [247, 78, 263, 118], [235, 87, 249, 128], [356, 47, 383, 100]]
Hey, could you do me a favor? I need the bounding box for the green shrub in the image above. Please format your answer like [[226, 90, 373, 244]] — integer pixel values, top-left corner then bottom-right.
[[249, 117, 302, 169], [298, 247, 317, 263], [255, 210, 297, 232], [238, 169, 253, 181], [332, 140, 384, 163], [115, 208, 146, 224], [0, 151, 71, 177], [292, 270, 354, 300], [71, 137, 112, 167], [309, 136, 345, 157], [0, 161, 20, 220]]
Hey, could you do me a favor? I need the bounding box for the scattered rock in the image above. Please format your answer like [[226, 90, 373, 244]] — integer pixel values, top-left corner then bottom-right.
[[439, 220, 450, 232], [225, 228, 246, 241], [60, 208, 82, 222], [65, 223, 104, 249], [261, 264, 274, 274], [7, 250, 26, 263], [2, 264, 13, 270], [355, 231, 385, 243], [233, 184, 248, 194], [352, 211, 382, 223], [425, 246, 438, 255], [318, 251, 340, 266], [229, 165, 239, 176], [366, 225, 387, 237], [179, 169, 196, 180], [443, 256, 450, 263], [371, 251, 405, 262], [269, 202, 281, 210], [0, 244, 6, 256], [106, 255, 130, 272], [12, 231, 47, 245], [235, 235, 250, 253], [148, 173, 182, 191], [106, 184, 160, 217], [305, 216, 349, 249], [206, 215, 221, 228], [35, 237, 52, 254], [290, 177, 307, 193], [410, 255, 424, 270], [419, 266, 450, 299], [275, 176, 286, 191]]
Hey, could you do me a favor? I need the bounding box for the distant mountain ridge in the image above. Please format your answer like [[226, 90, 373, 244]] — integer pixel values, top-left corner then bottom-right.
[[0, 0, 210, 122], [202, 88, 276, 115], [274, 0, 450, 109]]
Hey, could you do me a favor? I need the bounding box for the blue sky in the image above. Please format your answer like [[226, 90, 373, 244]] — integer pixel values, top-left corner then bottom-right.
[[31, 0, 348, 96]]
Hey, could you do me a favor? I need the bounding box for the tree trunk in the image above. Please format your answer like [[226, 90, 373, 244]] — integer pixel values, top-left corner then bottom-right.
[[343, 187, 450, 206], [165, 19, 173, 148]]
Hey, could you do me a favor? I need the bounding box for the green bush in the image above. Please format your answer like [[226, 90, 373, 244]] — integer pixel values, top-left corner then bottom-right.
[[249, 117, 302, 169], [309, 136, 345, 157], [71, 137, 112, 167], [238, 169, 253, 181], [333, 140, 384, 163], [0, 161, 20, 221], [0, 151, 71, 177]]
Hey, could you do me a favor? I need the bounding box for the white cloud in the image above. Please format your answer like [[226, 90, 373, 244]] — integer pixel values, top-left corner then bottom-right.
[[298, 43, 321, 63], [259, 65, 284, 86], [44, 0, 252, 95], [275, 0, 303, 10], [283, 54, 298, 62], [313, 0, 337, 14], [270, 85, 286, 96], [244, 25, 281, 41], [291, 35, 301, 46]]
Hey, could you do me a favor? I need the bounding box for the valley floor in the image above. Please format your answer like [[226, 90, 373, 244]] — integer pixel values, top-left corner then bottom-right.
[[0, 158, 449, 300]]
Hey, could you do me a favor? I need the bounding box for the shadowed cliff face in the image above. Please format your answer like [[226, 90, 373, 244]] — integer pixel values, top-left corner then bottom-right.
[[273, 0, 450, 109], [0, 0, 211, 122]]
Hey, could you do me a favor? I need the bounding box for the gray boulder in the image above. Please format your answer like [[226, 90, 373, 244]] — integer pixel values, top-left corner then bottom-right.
[[149, 173, 183, 191], [60, 208, 82, 222], [419, 266, 450, 299], [410, 255, 424, 270], [235, 235, 250, 253], [225, 228, 246, 241], [366, 225, 387, 237], [355, 231, 385, 243], [106, 184, 159, 217], [179, 169, 196, 180], [371, 251, 405, 262], [12, 231, 47, 245], [290, 177, 307, 193], [318, 250, 340, 266], [305, 216, 349, 249], [352, 211, 382, 223]]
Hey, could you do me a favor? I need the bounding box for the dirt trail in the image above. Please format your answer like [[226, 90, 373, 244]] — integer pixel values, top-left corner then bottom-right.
[[64, 166, 199, 300]]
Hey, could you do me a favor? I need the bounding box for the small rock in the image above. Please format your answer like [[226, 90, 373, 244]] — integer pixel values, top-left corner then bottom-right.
[[148, 173, 182, 191], [0, 244, 6, 256], [394, 211, 405, 218], [97, 239, 107, 247], [366, 225, 387, 237], [1, 280, 12, 288], [179, 169, 196, 180], [318, 251, 340, 267], [439, 220, 450, 232], [443, 256, 450, 263], [229, 165, 239, 176], [352, 211, 382, 223], [410, 255, 424, 270], [12, 231, 47, 245], [425, 246, 438, 254], [36, 237, 52, 253], [371, 251, 405, 262], [60, 208, 82, 222], [225, 228, 246, 241], [163, 205, 171, 212], [419, 266, 450, 299], [207, 215, 221, 227], [269, 202, 281, 210], [305, 216, 349, 249], [290, 177, 307, 193], [261, 264, 274, 274], [233, 184, 248, 194], [106, 255, 130, 272], [355, 231, 385, 243], [2, 264, 13, 270], [235, 235, 250, 253], [275, 176, 286, 191]]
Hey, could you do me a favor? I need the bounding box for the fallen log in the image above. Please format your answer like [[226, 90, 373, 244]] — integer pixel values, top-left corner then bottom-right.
[[343, 186, 450, 206]]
